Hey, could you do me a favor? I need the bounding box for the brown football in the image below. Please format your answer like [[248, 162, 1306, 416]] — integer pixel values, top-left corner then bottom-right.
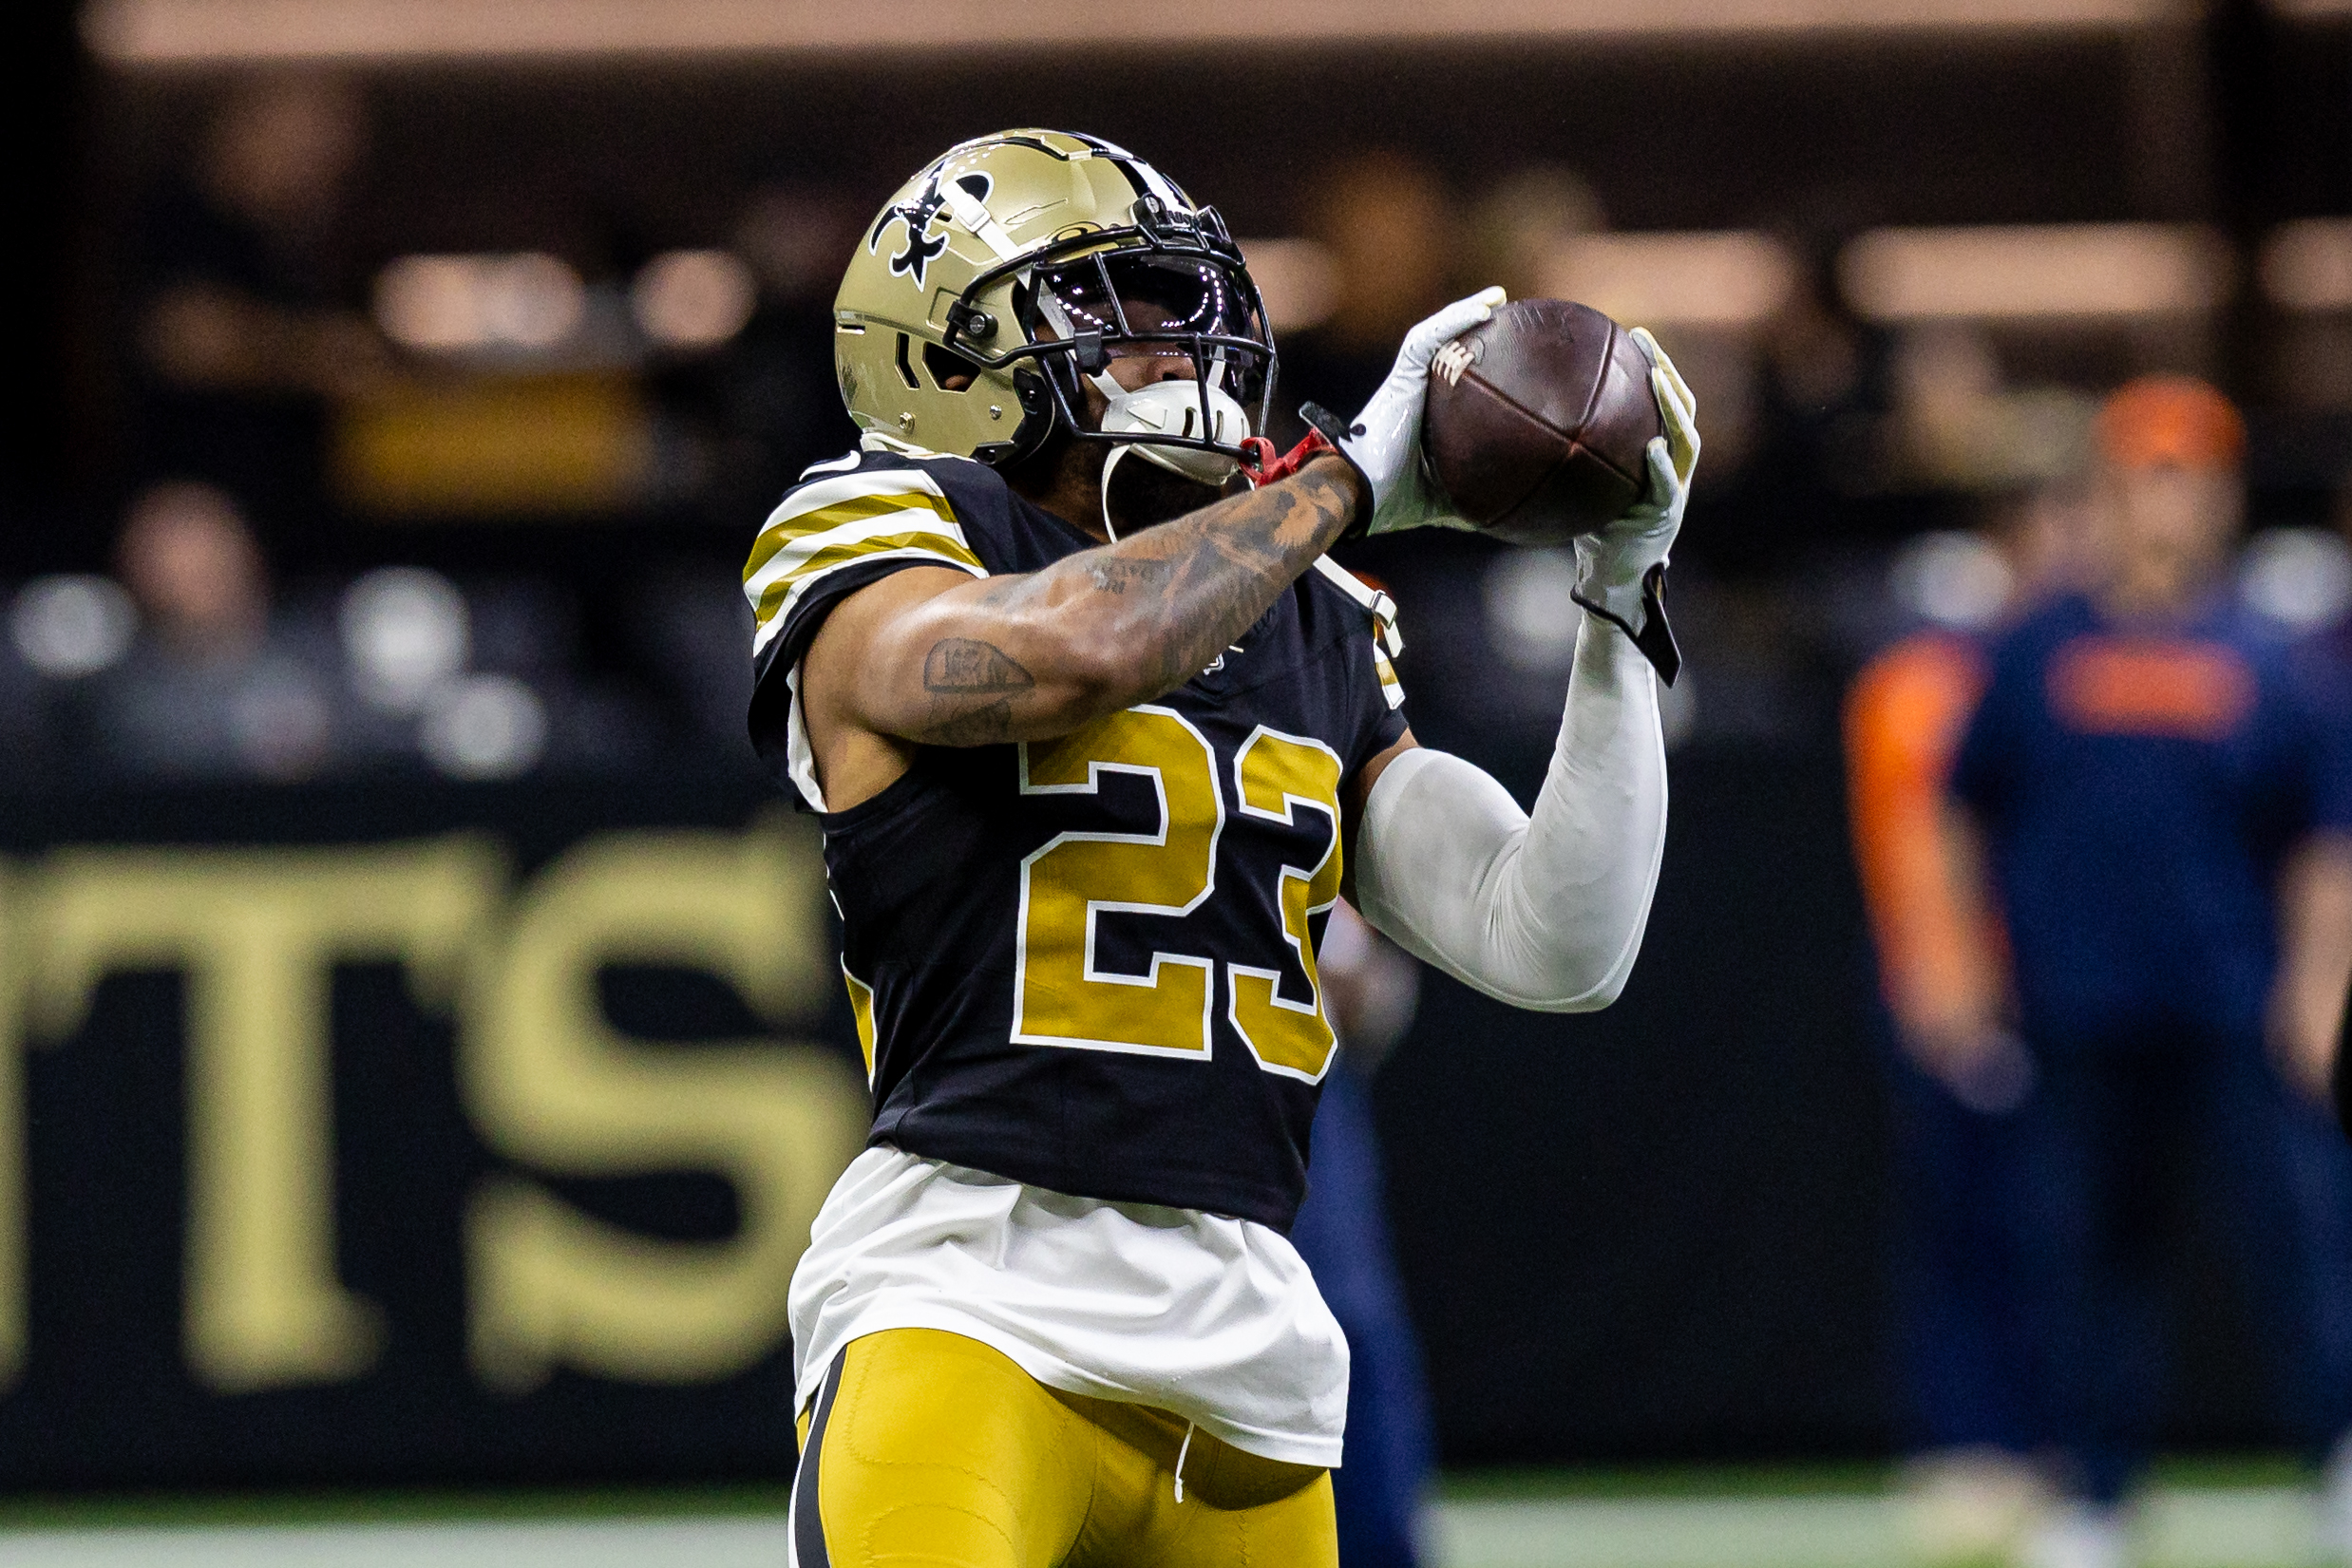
[[1421, 298, 1662, 546]]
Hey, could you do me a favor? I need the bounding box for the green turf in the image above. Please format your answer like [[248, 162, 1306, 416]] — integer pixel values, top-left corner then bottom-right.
[[1436, 1462, 1895, 1502], [2144, 1453, 2314, 1491], [0, 1452, 2314, 1533], [1438, 1450, 2313, 1502]]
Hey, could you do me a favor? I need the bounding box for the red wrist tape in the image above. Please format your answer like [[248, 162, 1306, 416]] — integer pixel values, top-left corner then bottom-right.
[[1238, 429, 1337, 488]]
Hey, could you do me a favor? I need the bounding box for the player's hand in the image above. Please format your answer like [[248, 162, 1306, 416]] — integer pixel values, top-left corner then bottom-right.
[[1316, 286, 1507, 537], [2267, 983, 2342, 1105], [1573, 329, 1698, 658], [1905, 1016, 2037, 1116]]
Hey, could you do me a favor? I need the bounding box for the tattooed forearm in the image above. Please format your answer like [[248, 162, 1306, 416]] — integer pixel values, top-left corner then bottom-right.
[[1089, 557, 1174, 595], [923, 638, 1036, 694], [898, 457, 1359, 745], [1097, 463, 1356, 691]]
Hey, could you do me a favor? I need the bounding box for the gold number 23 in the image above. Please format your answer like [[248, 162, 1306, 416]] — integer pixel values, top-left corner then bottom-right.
[[1012, 707, 1341, 1083]]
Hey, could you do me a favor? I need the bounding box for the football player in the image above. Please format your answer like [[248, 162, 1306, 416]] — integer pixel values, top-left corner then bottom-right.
[[744, 130, 1698, 1568]]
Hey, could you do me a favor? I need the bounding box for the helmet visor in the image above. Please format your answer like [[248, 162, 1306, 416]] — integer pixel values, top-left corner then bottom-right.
[[1032, 252, 1269, 391]]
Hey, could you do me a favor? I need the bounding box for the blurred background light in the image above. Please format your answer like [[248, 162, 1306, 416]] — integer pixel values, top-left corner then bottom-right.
[[1841, 224, 2231, 323], [421, 671, 547, 779], [1482, 549, 1584, 673], [2239, 527, 2352, 632], [2260, 218, 2352, 312], [374, 253, 586, 354], [1242, 239, 1339, 334], [9, 575, 138, 679], [631, 250, 758, 350], [1888, 531, 2016, 632], [372, 255, 479, 353], [339, 566, 470, 713], [81, 0, 2193, 66], [1541, 233, 1795, 331]]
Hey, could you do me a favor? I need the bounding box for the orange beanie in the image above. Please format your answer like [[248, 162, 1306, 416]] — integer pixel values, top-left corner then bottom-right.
[[2096, 375, 2245, 472]]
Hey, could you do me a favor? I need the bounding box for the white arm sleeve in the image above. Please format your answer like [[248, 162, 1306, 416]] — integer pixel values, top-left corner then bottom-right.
[[1354, 614, 1668, 1012]]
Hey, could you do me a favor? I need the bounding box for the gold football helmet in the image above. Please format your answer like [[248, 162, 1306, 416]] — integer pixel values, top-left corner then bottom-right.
[[834, 130, 1274, 482]]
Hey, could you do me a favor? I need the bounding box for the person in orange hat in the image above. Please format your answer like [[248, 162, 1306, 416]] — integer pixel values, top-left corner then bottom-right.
[[1936, 375, 2352, 1568], [1846, 474, 2097, 1566], [2090, 376, 2248, 621]]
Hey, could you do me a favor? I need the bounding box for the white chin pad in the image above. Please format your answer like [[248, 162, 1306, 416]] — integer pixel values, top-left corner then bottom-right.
[[1098, 378, 1246, 485]]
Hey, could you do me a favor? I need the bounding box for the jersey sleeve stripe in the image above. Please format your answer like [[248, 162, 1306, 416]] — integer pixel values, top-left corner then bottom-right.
[[749, 533, 985, 652], [746, 501, 979, 595], [745, 485, 966, 583], [742, 466, 988, 650]]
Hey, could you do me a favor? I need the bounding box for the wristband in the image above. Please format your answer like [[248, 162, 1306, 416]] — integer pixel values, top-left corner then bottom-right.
[[1569, 563, 1682, 686], [1236, 429, 1334, 487], [1239, 406, 1375, 537]]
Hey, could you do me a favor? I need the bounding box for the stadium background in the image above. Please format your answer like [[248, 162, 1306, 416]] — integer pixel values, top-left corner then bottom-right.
[[0, 1, 2350, 1562]]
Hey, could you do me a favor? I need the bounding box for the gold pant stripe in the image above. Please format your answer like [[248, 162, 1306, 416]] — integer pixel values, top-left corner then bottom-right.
[[791, 1327, 1336, 1567]]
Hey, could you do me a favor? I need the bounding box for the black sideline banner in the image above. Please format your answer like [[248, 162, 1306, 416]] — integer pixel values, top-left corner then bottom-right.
[[0, 750, 2275, 1488], [0, 775, 865, 1490]]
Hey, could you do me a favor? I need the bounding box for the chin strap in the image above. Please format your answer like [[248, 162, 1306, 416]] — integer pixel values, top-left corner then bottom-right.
[[1099, 443, 1133, 542]]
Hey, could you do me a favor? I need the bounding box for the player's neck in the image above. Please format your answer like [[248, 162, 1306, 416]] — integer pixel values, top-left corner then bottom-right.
[[1004, 440, 1112, 545]]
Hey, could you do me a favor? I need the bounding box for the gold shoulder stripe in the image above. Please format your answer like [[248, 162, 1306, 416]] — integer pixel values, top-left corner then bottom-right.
[[741, 469, 988, 652], [750, 528, 982, 633], [743, 489, 962, 584]]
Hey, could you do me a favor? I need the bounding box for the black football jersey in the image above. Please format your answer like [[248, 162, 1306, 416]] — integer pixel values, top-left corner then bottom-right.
[[744, 444, 1408, 1230]]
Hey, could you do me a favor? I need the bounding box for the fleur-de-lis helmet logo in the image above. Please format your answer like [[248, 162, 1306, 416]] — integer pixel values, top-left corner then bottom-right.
[[870, 171, 992, 291]]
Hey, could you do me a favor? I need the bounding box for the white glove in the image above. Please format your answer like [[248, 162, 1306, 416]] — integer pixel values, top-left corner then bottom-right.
[[1308, 286, 1507, 537], [1571, 327, 1698, 684]]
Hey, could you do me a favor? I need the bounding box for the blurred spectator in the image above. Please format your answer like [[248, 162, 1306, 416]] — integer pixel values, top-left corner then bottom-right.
[[2323, 480, 2352, 1147], [681, 186, 864, 526], [129, 73, 388, 563], [1943, 378, 2352, 1568], [631, 561, 760, 766], [1724, 228, 1895, 572], [1886, 326, 2101, 501], [1289, 902, 1434, 1568], [32, 480, 648, 786], [1277, 151, 1460, 440], [1845, 477, 2095, 1565], [4, 572, 142, 784], [85, 482, 337, 781]]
